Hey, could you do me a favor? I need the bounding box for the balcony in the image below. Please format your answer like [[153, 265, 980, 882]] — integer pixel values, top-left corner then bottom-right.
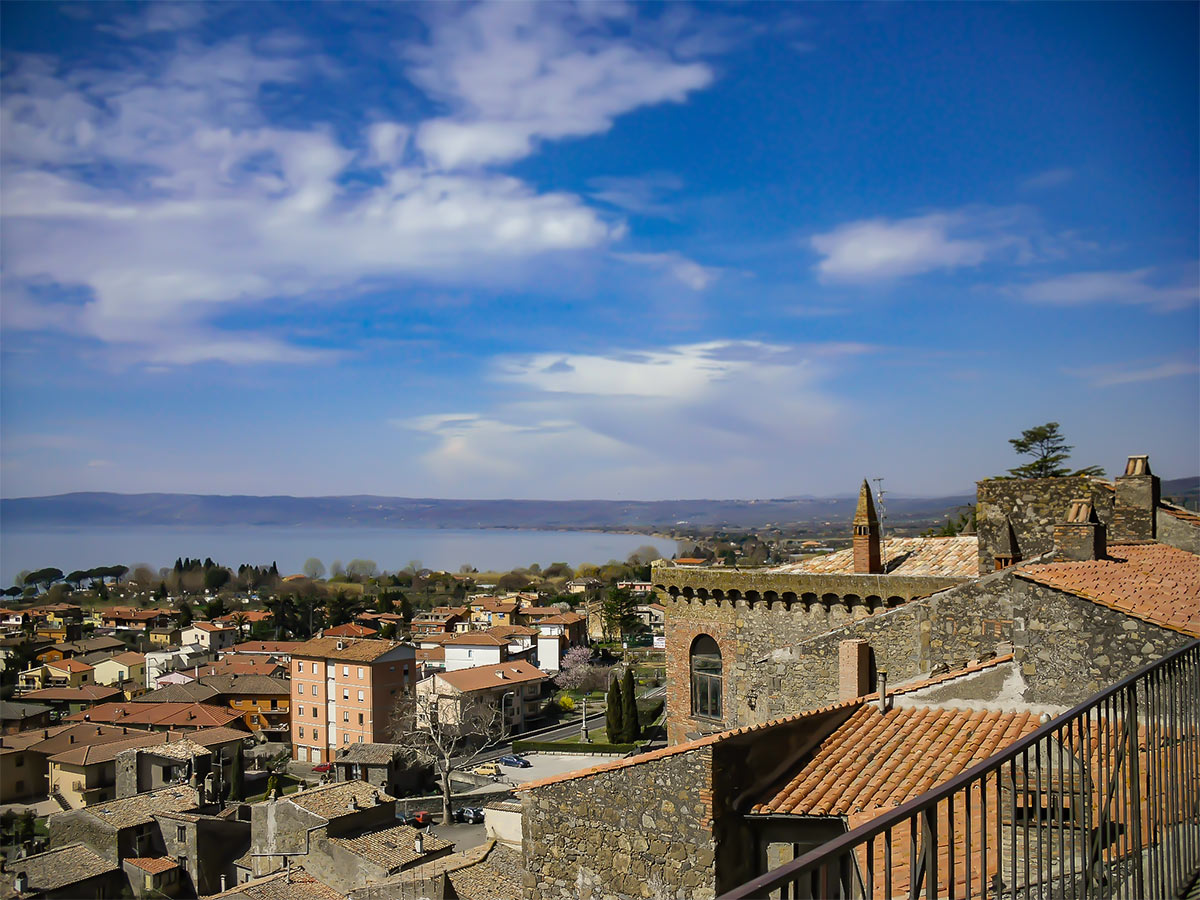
[[720, 641, 1200, 900]]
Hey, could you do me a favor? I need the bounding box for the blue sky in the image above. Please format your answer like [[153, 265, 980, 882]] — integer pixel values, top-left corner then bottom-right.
[[2, 1, 1196, 500]]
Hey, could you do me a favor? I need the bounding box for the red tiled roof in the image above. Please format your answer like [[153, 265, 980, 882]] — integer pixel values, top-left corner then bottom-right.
[[64, 701, 242, 729], [751, 705, 1042, 815], [1017, 543, 1200, 636], [106, 652, 146, 666], [444, 633, 509, 647], [417, 647, 445, 662], [437, 660, 547, 693], [124, 857, 179, 874], [21, 685, 121, 702], [323, 623, 378, 637], [228, 641, 303, 654], [48, 659, 94, 673], [771, 535, 978, 578], [190, 622, 235, 633], [515, 655, 1014, 794]]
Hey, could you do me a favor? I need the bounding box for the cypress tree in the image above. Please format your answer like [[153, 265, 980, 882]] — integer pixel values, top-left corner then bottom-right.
[[621, 668, 640, 742], [229, 746, 244, 801], [605, 675, 624, 743]]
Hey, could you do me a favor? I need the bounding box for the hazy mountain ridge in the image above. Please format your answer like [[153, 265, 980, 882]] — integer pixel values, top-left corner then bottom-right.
[[4, 478, 1194, 532]]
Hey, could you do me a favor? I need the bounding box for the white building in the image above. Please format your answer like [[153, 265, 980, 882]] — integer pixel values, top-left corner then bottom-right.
[[181, 622, 237, 653]]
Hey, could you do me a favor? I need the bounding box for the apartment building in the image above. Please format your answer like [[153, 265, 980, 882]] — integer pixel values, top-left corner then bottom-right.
[[290, 637, 416, 764]]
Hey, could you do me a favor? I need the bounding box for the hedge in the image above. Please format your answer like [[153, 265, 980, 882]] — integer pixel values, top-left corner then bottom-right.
[[511, 739, 641, 755]]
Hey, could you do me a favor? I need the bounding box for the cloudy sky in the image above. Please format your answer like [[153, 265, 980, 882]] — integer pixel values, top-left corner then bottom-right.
[[2, 2, 1196, 500]]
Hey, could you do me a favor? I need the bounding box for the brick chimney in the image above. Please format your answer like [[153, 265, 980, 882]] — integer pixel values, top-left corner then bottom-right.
[[838, 639, 871, 700], [1054, 499, 1107, 561], [1113, 454, 1159, 541], [853, 479, 883, 574]]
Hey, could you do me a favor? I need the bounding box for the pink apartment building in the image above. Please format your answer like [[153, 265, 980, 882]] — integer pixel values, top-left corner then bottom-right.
[[290, 637, 416, 763]]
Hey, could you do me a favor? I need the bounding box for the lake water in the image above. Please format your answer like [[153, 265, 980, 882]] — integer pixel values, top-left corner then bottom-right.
[[0, 526, 680, 586]]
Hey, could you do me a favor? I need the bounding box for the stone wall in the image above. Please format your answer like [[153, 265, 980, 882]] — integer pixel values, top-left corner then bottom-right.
[[48, 811, 118, 861], [717, 565, 1192, 717], [976, 476, 1113, 574], [1159, 508, 1200, 555], [661, 580, 955, 744], [522, 747, 717, 900], [157, 812, 249, 895]]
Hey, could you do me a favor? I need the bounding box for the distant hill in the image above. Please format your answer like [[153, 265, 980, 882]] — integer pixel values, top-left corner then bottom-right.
[[4, 479, 1192, 533], [0, 491, 977, 532]]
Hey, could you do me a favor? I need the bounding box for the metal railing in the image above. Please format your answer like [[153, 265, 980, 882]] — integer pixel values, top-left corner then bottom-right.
[[720, 641, 1200, 900]]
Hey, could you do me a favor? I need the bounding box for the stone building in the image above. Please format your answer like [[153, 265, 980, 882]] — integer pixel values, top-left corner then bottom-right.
[[652, 457, 1200, 744], [0, 842, 120, 899], [518, 660, 1037, 900]]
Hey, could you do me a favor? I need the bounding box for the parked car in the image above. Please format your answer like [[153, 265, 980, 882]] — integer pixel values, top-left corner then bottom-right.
[[453, 806, 485, 824], [411, 810, 433, 827], [472, 762, 502, 777], [498, 755, 531, 768], [397, 811, 417, 826], [312, 762, 333, 773]]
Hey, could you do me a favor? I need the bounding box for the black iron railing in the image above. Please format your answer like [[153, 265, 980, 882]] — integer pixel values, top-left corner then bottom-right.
[[720, 641, 1200, 900]]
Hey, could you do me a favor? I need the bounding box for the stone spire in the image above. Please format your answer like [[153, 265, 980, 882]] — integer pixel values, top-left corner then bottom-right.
[[853, 479, 883, 574]]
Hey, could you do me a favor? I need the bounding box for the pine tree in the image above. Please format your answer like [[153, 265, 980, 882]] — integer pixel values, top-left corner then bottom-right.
[[605, 675, 624, 743], [621, 668, 640, 742]]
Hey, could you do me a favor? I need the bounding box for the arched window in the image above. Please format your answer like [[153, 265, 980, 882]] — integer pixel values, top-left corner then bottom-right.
[[690, 635, 722, 720]]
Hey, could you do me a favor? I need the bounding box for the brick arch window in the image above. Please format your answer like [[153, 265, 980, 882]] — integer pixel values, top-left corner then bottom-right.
[[690, 634, 723, 720]]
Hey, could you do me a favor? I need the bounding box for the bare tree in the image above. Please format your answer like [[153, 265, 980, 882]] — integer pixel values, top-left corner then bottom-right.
[[390, 690, 511, 823]]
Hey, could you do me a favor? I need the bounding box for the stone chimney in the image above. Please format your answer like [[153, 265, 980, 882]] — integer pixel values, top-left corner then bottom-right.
[[853, 479, 883, 574], [838, 639, 871, 700], [1054, 499, 1107, 561], [1113, 455, 1159, 541]]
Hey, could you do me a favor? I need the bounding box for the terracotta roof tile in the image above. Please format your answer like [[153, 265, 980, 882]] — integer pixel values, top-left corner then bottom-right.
[[444, 633, 510, 647], [294, 637, 408, 662], [516, 655, 1013, 794], [206, 867, 343, 900], [1017, 543, 1200, 636], [323, 623, 378, 638], [284, 780, 393, 819], [1, 842, 117, 896], [20, 685, 122, 703], [73, 785, 200, 829], [330, 823, 452, 870], [771, 535, 978, 578], [64, 701, 242, 729], [124, 857, 179, 874], [436, 660, 547, 693], [752, 705, 1042, 815]]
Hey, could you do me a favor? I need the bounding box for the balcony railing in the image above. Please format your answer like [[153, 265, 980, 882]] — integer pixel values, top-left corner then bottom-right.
[[719, 641, 1200, 900]]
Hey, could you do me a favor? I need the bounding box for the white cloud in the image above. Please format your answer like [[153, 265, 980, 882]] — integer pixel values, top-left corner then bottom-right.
[[399, 340, 871, 497], [810, 207, 1093, 283], [408, 3, 713, 169], [1066, 360, 1200, 387], [614, 252, 720, 290], [811, 213, 991, 282], [1016, 267, 1198, 312], [1, 24, 635, 363]]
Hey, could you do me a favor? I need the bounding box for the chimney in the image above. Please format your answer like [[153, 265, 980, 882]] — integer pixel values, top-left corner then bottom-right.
[[876, 670, 889, 713], [853, 480, 883, 574], [220, 875, 227, 893], [838, 640, 871, 701], [1054, 499, 1107, 561], [14, 872, 27, 894], [1113, 455, 1159, 541], [414, 833, 424, 855]]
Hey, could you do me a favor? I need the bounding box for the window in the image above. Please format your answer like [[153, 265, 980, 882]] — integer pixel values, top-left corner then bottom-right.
[[358, 736, 363, 743], [298, 683, 304, 694], [690, 635, 723, 720], [176, 856, 187, 870], [358, 713, 363, 725], [299, 726, 305, 738], [343, 688, 349, 700], [177, 825, 186, 842], [343, 710, 349, 722], [14, 755, 23, 767], [313, 728, 319, 740], [357, 667, 364, 679], [342, 666, 349, 677], [357, 690, 364, 702], [312, 706, 317, 717], [343, 734, 349, 744], [297, 662, 304, 673]]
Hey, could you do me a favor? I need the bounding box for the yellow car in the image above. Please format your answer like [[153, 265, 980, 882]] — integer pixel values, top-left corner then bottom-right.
[[472, 762, 501, 777]]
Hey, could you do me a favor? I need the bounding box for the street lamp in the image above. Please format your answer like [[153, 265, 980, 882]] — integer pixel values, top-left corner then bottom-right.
[[580, 697, 590, 743]]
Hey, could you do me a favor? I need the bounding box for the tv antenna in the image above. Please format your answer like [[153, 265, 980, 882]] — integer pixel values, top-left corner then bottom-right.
[[872, 477, 889, 571]]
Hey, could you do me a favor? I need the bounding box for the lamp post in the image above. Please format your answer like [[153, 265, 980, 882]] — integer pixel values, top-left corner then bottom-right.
[[580, 697, 590, 743]]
